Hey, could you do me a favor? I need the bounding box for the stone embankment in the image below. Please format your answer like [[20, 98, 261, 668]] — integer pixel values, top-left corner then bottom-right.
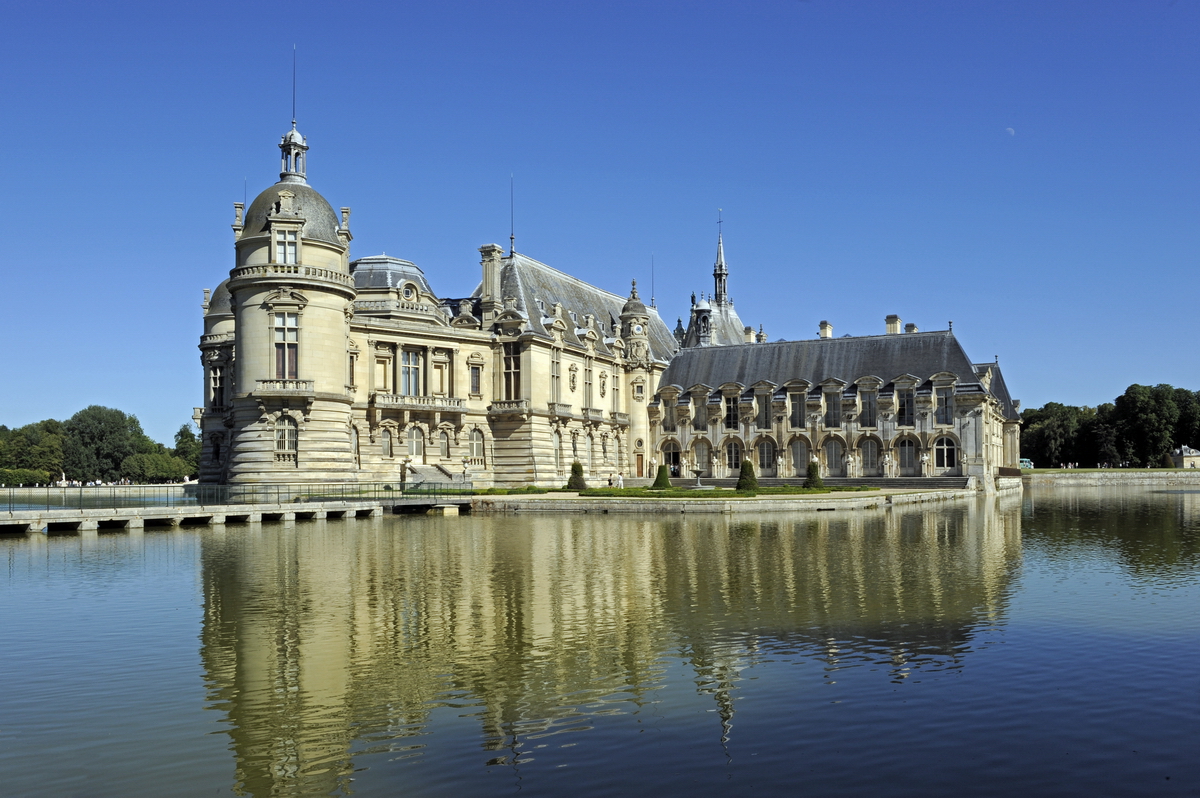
[[470, 485, 1012, 515], [1023, 470, 1200, 488]]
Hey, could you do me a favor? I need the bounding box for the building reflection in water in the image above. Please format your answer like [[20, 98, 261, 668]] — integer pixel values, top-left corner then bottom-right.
[[199, 495, 1022, 796]]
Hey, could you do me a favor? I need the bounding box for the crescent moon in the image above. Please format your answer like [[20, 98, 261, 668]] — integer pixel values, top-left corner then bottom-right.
[[1006, 127, 1015, 136]]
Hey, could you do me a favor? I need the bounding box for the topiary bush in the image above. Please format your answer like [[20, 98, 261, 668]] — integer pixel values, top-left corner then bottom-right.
[[566, 461, 588, 491], [804, 459, 824, 489], [736, 459, 758, 492], [650, 464, 672, 489]]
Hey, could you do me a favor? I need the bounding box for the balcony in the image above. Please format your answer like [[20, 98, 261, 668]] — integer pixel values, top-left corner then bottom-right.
[[488, 399, 531, 418], [255, 379, 315, 395], [610, 411, 630, 425], [549, 402, 573, 418], [372, 393, 465, 413], [583, 407, 605, 423]]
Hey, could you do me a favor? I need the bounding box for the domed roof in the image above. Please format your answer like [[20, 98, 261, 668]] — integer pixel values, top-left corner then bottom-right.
[[351, 255, 435, 296], [240, 181, 342, 246], [282, 127, 305, 146], [694, 297, 711, 311], [205, 279, 232, 317], [620, 280, 647, 316]]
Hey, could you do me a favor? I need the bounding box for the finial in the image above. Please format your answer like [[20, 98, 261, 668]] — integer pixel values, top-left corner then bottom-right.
[[630, 279, 640, 299], [291, 44, 297, 128], [949, 320, 953, 331], [509, 174, 516, 256]]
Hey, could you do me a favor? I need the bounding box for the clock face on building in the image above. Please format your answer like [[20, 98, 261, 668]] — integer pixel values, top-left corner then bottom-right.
[[633, 324, 644, 334]]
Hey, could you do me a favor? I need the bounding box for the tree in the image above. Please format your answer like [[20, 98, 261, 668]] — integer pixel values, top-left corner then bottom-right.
[[120, 452, 192, 483], [1114, 385, 1179, 467], [173, 424, 201, 476], [566, 461, 587, 491], [62, 406, 148, 482], [804, 459, 823, 489], [650, 464, 672, 489], [735, 459, 758, 492]]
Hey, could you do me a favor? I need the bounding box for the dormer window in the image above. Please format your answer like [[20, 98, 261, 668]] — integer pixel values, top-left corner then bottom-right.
[[403, 285, 415, 300], [275, 230, 298, 264]]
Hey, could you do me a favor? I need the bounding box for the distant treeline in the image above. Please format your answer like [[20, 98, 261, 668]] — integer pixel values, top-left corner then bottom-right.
[[1021, 384, 1200, 468], [0, 406, 199, 485]]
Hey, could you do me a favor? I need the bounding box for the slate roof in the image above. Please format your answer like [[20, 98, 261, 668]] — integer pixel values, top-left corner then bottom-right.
[[351, 255, 435, 296], [658, 330, 1019, 419], [681, 300, 748, 348], [474, 252, 677, 361]]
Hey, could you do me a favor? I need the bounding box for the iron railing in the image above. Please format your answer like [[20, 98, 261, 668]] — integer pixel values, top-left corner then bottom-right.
[[0, 481, 474, 513]]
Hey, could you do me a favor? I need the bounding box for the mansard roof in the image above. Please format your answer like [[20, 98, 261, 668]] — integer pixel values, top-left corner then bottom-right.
[[351, 255, 435, 296], [659, 330, 1019, 419], [477, 252, 677, 361]]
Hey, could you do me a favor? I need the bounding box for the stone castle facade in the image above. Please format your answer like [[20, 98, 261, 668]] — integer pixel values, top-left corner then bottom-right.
[[197, 126, 1020, 488]]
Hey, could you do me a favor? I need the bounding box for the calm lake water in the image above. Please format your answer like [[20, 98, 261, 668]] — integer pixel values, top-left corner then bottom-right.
[[2, 487, 1198, 797]]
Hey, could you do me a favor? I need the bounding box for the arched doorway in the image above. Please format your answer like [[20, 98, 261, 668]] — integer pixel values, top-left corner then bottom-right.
[[725, 440, 743, 474], [662, 440, 682, 477], [692, 439, 711, 477], [898, 438, 918, 476], [823, 438, 845, 477], [407, 427, 425, 464], [859, 438, 881, 476], [934, 436, 959, 475], [757, 439, 777, 477], [790, 438, 809, 477]]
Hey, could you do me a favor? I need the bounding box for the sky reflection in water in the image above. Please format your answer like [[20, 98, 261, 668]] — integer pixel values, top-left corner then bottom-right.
[[1, 487, 1197, 797]]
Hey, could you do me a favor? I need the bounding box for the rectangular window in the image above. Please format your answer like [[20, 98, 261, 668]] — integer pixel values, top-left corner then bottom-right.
[[374, 358, 389, 392], [433, 363, 446, 395], [584, 360, 593, 408], [897, 388, 915, 427], [789, 393, 804, 428], [724, 396, 738, 430], [693, 397, 707, 431], [210, 366, 225, 407], [936, 387, 954, 425], [860, 390, 877, 428], [824, 392, 841, 427], [757, 395, 771, 430], [273, 312, 298, 379], [503, 342, 521, 400], [275, 230, 298, 264], [470, 365, 482, 395], [662, 400, 677, 432], [401, 351, 422, 396], [612, 379, 620, 412], [348, 353, 357, 387], [551, 349, 561, 403]]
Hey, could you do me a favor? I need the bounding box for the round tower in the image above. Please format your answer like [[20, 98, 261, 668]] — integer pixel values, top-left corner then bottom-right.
[[216, 125, 358, 484], [620, 280, 654, 477]]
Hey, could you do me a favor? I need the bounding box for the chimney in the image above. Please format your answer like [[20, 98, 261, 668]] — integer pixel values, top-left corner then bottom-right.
[[819, 320, 833, 339], [756, 325, 767, 343], [479, 243, 505, 324], [905, 322, 919, 334], [886, 314, 901, 335], [744, 326, 755, 343]]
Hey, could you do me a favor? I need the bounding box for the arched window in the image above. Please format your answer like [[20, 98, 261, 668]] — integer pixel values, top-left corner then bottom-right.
[[790, 439, 809, 476], [554, 431, 563, 473], [439, 431, 450, 459], [898, 439, 917, 476], [351, 426, 360, 468], [824, 438, 845, 476], [381, 428, 392, 458], [758, 440, 775, 469], [587, 435, 595, 473], [408, 427, 424, 460], [211, 438, 221, 463], [662, 440, 681, 477], [275, 417, 297, 451], [935, 437, 958, 469], [860, 439, 880, 474], [470, 429, 485, 464], [725, 441, 742, 470]]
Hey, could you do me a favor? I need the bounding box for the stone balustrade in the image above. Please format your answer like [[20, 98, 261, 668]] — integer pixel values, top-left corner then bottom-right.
[[256, 379, 315, 393], [610, 411, 630, 424], [372, 393, 465, 412], [549, 402, 573, 417]]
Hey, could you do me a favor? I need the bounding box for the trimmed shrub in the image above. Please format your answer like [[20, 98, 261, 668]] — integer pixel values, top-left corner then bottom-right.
[[804, 460, 824, 489], [650, 464, 672, 489], [0, 468, 52, 486], [736, 459, 758, 492], [1161, 452, 1177, 468], [566, 461, 588, 491]]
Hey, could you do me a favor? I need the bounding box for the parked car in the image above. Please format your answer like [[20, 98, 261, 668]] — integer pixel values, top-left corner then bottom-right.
[[1019, 458, 1034, 469]]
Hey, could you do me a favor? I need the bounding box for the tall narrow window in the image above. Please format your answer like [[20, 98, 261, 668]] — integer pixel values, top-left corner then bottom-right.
[[935, 437, 958, 469], [789, 393, 804, 428], [503, 342, 521, 400], [439, 431, 450, 458], [551, 349, 561, 403], [351, 427, 360, 468], [274, 313, 298, 380], [758, 440, 775, 469], [275, 230, 298, 264], [897, 388, 915, 427], [348, 353, 357, 387], [860, 390, 877, 428], [757, 395, 771, 430], [554, 431, 563, 473], [694, 440, 710, 474], [275, 416, 297, 460], [790, 439, 809, 476], [210, 366, 225, 408], [725, 441, 743, 470], [724, 396, 738, 430], [584, 360, 593, 407], [612, 378, 620, 413], [381, 429, 393, 458], [860, 439, 880, 473], [693, 397, 707, 431], [470, 429, 485, 464], [824, 392, 841, 428], [401, 351, 422, 396], [662, 399, 677, 432], [407, 427, 424, 460], [936, 388, 954, 425], [470, 365, 482, 395]]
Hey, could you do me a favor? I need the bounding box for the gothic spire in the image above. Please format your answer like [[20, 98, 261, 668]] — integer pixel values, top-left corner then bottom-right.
[[713, 231, 728, 303]]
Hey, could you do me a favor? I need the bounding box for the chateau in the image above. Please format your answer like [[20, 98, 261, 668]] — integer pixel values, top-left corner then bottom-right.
[[197, 126, 1021, 488]]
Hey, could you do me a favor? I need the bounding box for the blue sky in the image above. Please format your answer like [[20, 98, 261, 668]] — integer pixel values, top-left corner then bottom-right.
[[1, 0, 1196, 443]]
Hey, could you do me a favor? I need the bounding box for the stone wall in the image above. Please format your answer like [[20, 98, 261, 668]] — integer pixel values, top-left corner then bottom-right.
[[1024, 470, 1200, 487]]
